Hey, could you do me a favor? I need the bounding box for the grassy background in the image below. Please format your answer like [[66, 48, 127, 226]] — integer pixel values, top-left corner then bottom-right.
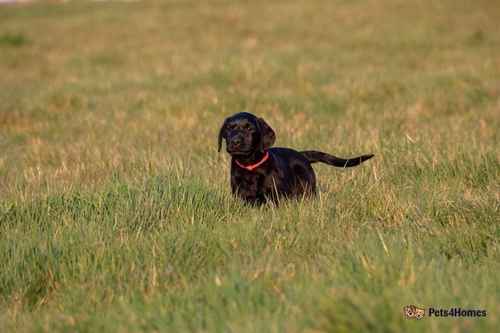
[[1, 0, 499, 332]]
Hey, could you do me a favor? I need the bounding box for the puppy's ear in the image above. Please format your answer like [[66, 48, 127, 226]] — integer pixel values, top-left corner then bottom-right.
[[257, 117, 275, 150], [217, 119, 228, 152]]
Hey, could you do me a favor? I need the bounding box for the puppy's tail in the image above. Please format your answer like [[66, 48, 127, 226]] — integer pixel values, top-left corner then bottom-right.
[[301, 150, 374, 168]]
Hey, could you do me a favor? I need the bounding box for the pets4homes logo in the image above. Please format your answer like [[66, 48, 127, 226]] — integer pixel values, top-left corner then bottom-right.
[[404, 305, 425, 319], [404, 305, 487, 320]]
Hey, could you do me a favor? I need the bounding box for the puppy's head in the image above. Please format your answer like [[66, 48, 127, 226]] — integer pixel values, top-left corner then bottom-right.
[[218, 112, 275, 156]]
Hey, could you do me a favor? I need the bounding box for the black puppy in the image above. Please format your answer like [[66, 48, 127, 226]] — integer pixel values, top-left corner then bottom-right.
[[218, 112, 373, 205]]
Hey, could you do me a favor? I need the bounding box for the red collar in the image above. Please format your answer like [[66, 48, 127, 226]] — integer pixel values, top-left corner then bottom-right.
[[235, 151, 270, 171]]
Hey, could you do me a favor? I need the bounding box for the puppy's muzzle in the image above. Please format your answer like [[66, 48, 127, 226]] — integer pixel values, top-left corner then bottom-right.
[[227, 134, 246, 152]]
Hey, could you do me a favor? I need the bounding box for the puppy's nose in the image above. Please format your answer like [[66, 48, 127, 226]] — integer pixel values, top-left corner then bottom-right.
[[232, 137, 242, 147]]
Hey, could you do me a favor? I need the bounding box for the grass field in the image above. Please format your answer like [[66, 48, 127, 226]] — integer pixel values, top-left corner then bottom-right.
[[1, 0, 499, 332]]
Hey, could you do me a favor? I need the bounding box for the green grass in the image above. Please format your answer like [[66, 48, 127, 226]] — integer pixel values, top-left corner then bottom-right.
[[1, 0, 499, 332]]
